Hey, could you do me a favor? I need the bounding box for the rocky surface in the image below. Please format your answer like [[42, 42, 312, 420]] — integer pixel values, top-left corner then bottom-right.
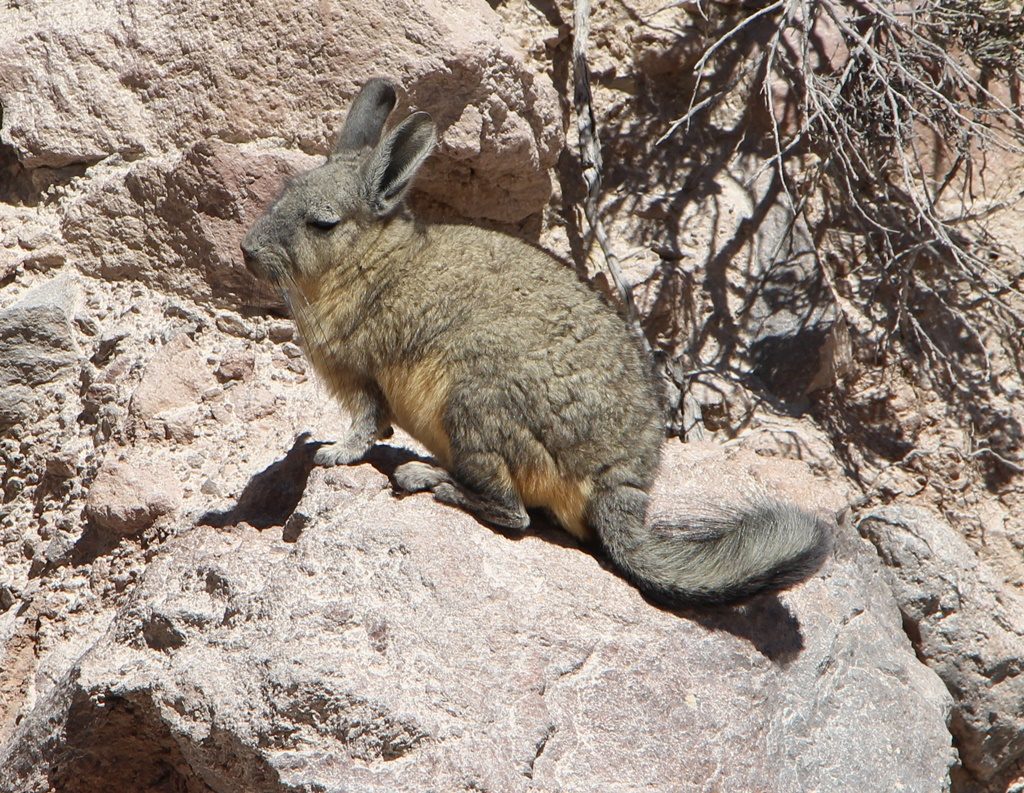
[[860, 507, 1024, 792], [0, 0, 561, 220], [1, 0, 1022, 791], [2, 444, 955, 793]]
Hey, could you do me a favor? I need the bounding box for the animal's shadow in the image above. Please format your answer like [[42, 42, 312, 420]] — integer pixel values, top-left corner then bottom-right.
[[201, 433, 806, 663], [670, 595, 806, 665], [199, 432, 323, 530], [199, 432, 434, 531]]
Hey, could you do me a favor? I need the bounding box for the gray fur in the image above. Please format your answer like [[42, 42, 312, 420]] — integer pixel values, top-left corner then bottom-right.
[[240, 79, 832, 606], [361, 111, 436, 216], [334, 78, 398, 152]]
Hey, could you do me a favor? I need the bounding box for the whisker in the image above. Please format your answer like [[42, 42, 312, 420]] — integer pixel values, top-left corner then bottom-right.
[[279, 275, 338, 422], [281, 275, 331, 361]]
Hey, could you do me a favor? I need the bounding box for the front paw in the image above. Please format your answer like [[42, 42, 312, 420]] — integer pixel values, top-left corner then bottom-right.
[[393, 461, 451, 493], [313, 440, 369, 467]]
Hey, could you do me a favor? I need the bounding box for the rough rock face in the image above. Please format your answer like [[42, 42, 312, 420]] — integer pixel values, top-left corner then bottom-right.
[[0, 0, 562, 301], [62, 142, 322, 302], [2, 444, 954, 793], [860, 507, 1024, 792], [0, 0, 561, 215]]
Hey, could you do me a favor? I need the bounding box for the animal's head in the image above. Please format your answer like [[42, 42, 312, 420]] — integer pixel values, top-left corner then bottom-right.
[[240, 78, 436, 285]]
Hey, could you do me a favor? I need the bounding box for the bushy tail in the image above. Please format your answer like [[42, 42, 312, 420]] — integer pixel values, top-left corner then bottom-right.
[[590, 484, 832, 606]]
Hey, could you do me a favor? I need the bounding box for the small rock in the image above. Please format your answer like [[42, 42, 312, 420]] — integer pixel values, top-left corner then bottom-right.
[[17, 227, 58, 251], [160, 406, 202, 443], [215, 347, 255, 382], [268, 321, 294, 343], [236, 388, 276, 422], [0, 273, 80, 387], [129, 333, 217, 429], [0, 385, 35, 427], [215, 312, 253, 339], [281, 342, 303, 359], [0, 584, 18, 612], [164, 303, 207, 328], [96, 403, 126, 442], [281, 509, 310, 543], [83, 381, 118, 410], [90, 332, 126, 365], [43, 533, 76, 566], [22, 537, 41, 559], [46, 448, 81, 478], [0, 271, 18, 295], [85, 453, 181, 536], [22, 249, 67, 271], [73, 314, 100, 336]]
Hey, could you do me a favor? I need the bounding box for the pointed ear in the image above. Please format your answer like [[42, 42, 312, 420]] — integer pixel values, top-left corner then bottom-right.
[[333, 78, 398, 153], [360, 111, 436, 216]]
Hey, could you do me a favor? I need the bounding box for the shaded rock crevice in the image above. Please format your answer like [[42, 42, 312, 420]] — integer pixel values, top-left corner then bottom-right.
[[1, 680, 278, 793], [54, 689, 218, 793], [1, 101, 104, 207]]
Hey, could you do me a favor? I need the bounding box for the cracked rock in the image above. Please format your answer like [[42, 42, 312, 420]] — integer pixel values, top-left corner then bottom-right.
[[860, 506, 1024, 791]]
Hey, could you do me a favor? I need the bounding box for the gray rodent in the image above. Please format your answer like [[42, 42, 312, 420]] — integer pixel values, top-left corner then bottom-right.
[[241, 77, 831, 606]]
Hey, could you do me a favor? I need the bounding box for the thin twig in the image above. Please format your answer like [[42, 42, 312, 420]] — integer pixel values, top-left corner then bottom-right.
[[572, 0, 650, 353]]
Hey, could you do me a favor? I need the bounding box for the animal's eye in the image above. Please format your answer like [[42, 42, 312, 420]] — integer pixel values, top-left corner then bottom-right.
[[307, 215, 340, 231]]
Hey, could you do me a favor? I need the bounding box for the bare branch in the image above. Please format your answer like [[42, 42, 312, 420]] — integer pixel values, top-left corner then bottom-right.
[[572, 0, 650, 352]]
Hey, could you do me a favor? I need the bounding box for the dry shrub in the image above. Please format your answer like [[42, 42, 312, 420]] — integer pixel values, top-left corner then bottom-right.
[[657, 0, 1024, 480]]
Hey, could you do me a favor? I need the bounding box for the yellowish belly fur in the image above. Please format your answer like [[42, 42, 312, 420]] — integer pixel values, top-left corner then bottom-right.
[[377, 358, 593, 541], [513, 459, 593, 542], [377, 358, 453, 469]]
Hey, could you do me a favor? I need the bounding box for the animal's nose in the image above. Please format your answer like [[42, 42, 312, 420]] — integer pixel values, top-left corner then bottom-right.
[[240, 239, 257, 272]]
